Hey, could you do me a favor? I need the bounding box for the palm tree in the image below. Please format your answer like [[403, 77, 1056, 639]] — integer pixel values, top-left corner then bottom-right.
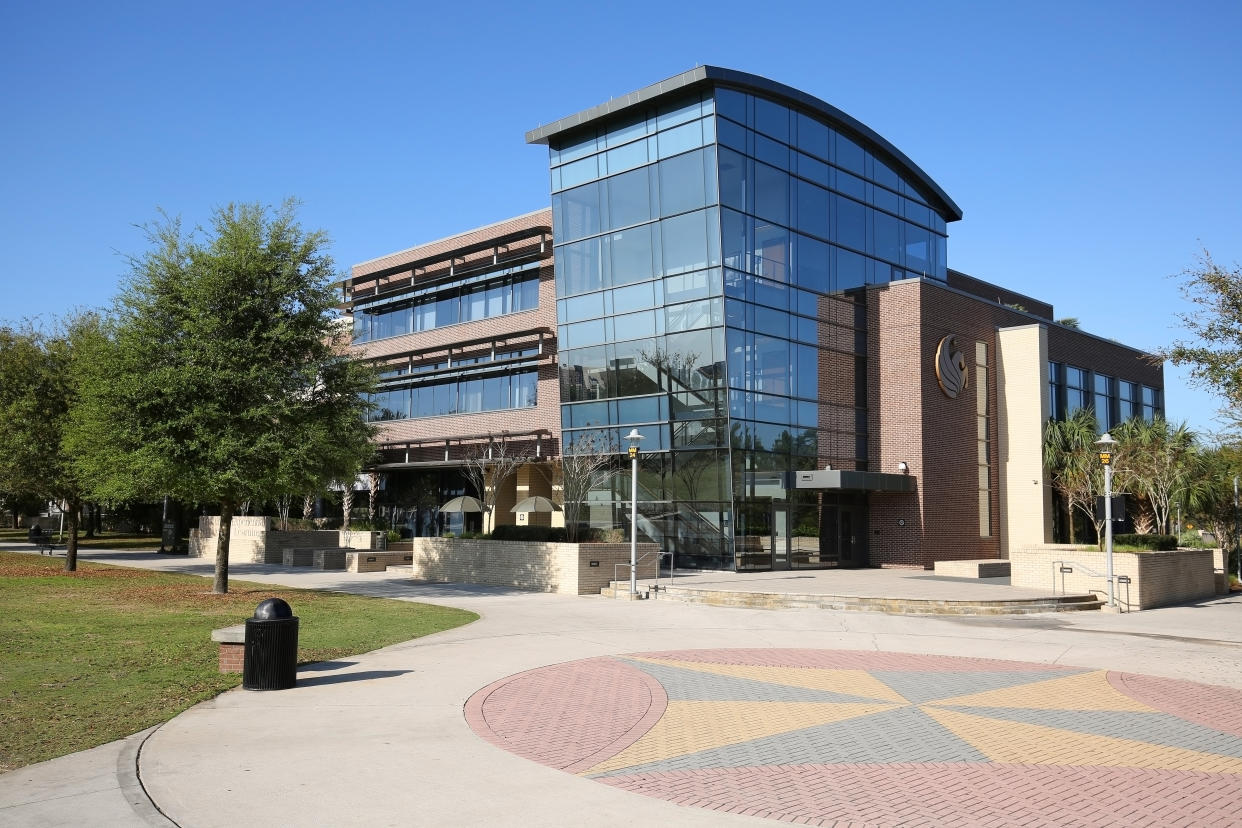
[[1112, 417, 1199, 535], [1043, 408, 1101, 545]]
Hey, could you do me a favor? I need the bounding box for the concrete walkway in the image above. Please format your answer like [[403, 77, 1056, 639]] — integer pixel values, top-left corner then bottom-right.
[[2, 546, 1240, 827]]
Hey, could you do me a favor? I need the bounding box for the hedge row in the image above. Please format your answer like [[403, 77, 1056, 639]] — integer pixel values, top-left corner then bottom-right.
[[1113, 533, 1178, 551]]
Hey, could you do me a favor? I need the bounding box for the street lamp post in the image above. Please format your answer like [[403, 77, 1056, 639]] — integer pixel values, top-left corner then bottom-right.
[[625, 429, 645, 597], [1095, 432, 1118, 608]]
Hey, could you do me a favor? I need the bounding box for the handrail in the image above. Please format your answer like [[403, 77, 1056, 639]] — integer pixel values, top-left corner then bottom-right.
[[1052, 560, 1131, 612]]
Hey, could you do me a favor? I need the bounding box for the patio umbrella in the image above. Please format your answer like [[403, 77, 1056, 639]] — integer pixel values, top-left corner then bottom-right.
[[510, 495, 562, 513], [440, 495, 484, 513]]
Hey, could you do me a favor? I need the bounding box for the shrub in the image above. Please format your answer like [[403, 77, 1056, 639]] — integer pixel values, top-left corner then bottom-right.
[[489, 525, 568, 542], [1113, 533, 1178, 551]]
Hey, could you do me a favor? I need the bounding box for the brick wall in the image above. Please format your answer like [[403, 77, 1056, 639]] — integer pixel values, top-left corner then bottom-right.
[[867, 279, 1163, 569], [219, 643, 244, 673], [408, 538, 659, 594], [1010, 545, 1215, 610]]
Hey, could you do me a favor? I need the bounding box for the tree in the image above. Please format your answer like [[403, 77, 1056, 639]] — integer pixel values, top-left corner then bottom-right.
[[1112, 417, 1200, 535], [0, 314, 102, 571], [1166, 251, 1242, 423], [1188, 445, 1242, 575], [1043, 408, 1104, 546], [67, 200, 376, 593], [461, 436, 528, 533], [559, 431, 617, 542]]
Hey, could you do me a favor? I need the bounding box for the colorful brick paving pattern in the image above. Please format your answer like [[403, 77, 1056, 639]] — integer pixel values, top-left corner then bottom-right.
[[464, 649, 1242, 827]]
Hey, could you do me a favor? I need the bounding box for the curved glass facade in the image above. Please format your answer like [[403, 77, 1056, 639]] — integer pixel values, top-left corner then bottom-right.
[[547, 80, 955, 570]]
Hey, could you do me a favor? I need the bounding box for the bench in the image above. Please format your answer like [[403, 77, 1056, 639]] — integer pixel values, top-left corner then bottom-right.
[[32, 535, 57, 555], [212, 624, 246, 673]]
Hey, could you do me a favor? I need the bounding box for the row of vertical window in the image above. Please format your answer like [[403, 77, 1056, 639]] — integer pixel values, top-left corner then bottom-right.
[[352, 275, 539, 344], [560, 327, 726, 404], [367, 370, 537, 422], [1049, 363, 1160, 427], [553, 115, 716, 192], [718, 148, 944, 276], [712, 87, 935, 213], [550, 93, 716, 170], [557, 268, 721, 325], [554, 146, 718, 245]]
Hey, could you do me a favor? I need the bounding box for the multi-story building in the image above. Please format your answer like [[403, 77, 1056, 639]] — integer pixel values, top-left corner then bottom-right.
[[345, 66, 1162, 570], [346, 210, 560, 535]]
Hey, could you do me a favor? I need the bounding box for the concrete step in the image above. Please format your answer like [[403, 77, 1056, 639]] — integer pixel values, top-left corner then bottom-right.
[[651, 586, 1104, 616], [601, 580, 650, 600], [385, 565, 414, 575]]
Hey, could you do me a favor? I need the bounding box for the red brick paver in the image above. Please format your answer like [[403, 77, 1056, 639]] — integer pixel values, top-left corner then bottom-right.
[[465, 650, 1242, 827]]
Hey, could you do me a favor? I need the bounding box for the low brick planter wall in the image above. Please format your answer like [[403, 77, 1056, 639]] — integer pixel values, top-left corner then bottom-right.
[[1011, 545, 1216, 610], [344, 550, 414, 573], [408, 538, 659, 595], [212, 625, 246, 673]]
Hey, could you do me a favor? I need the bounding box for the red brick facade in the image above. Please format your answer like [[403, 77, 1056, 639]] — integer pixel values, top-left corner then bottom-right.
[[867, 279, 1161, 568]]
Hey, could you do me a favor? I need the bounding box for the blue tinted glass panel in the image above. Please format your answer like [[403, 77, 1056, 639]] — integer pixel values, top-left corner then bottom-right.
[[718, 148, 749, 214], [795, 344, 818, 400], [435, 295, 458, 327], [662, 210, 711, 275], [904, 223, 931, 274], [483, 375, 508, 411], [870, 185, 900, 214], [754, 162, 789, 226], [754, 221, 789, 282], [715, 115, 747, 152], [611, 281, 655, 313], [606, 113, 649, 148], [558, 154, 600, 190], [873, 210, 901, 264], [796, 179, 830, 239], [835, 170, 865, 199], [563, 182, 601, 243], [617, 395, 663, 424], [721, 209, 749, 273], [659, 148, 708, 216], [796, 234, 830, 292], [796, 113, 830, 160], [834, 195, 866, 251], [553, 132, 599, 166], [564, 291, 604, 321], [657, 120, 703, 159], [607, 166, 653, 229], [516, 276, 539, 311], [796, 152, 830, 188], [657, 96, 702, 130], [558, 237, 604, 296], [753, 276, 789, 311], [604, 139, 650, 176], [714, 88, 748, 123], [754, 134, 789, 170], [753, 97, 789, 142], [836, 247, 866, 290], [871, 157, 900, 189], [902, 198, 932, 228], [613, 310, 656, 340], [564, 318, 606, 349], [608, 225, 657, 287], [665, 269, 714, 303], [754, 335, 790, 395], [835, 134, 865, 174]]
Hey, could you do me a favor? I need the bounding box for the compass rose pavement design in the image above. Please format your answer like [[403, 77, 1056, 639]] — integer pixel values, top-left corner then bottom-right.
[[465, 649, 1242, 827]]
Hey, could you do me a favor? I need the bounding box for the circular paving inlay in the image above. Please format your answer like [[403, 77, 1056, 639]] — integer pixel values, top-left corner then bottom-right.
[[465, 649, 1242, 827]]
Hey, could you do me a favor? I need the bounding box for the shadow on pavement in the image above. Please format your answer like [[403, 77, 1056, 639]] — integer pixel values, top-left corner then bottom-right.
[[294, 669, 412, 688]]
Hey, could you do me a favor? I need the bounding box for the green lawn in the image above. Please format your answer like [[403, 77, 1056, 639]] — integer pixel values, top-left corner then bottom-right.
[[0, 551, 478, 771], [0, 528, 165, 550]]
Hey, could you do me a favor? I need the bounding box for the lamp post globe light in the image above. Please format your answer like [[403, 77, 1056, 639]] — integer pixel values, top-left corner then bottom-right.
[[625, 429, 645, 596], [1094, 432, 1118, 608]]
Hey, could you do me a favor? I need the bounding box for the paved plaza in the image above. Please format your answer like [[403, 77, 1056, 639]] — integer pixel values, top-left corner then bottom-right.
[[1, 545, 1240, 827], [469, 649, 1242, 826]]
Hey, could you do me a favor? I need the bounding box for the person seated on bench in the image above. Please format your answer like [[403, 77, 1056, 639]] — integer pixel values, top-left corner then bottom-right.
[[28, 524, 43, 544]]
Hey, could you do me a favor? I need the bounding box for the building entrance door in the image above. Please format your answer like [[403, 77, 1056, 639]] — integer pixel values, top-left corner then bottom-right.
[[766, 498, 867, 570]]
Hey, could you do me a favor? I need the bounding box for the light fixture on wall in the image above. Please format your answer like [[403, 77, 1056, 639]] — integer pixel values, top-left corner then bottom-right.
[[897, 461, 909, 474]]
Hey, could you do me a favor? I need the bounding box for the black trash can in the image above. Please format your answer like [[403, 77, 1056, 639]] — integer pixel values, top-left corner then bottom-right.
[[243, 598, 299, 691]]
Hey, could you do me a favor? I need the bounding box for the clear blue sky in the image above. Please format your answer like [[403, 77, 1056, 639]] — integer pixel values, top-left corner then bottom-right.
[[3, 1, 1239, 438]]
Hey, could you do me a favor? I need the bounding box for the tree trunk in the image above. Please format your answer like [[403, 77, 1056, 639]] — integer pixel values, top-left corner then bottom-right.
[[83, 502, 96, 539], [214, 501, 233, 594], [342, 488, 353, 529], [63, 496, 80, 572]]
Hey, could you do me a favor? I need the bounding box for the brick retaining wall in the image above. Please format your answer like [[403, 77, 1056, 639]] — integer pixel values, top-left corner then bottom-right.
[[408, 538, 659, 595], [1011, 545, 1216, 610]]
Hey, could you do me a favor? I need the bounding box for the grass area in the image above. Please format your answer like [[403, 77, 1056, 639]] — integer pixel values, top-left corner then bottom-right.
[[0, 528, 166, 550], [0, 551, 478, 772]]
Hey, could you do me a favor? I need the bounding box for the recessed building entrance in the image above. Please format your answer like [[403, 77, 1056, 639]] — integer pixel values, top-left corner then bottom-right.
[[769, 495, 868, 570]]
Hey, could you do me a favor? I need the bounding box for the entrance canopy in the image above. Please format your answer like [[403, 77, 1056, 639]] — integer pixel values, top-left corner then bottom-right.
[[788, 469, 915, 493]]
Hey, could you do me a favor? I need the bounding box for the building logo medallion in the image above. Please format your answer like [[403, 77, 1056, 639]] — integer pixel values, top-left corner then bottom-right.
[[935, 335, 968, 399]]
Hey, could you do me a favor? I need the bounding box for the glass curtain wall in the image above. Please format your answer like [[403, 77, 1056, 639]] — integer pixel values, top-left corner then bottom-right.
[[549, 83, 952, 571]]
